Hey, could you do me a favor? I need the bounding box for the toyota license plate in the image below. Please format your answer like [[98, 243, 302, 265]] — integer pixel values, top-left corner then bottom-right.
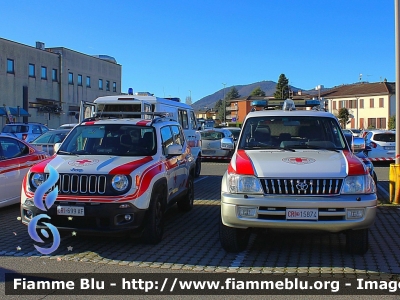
[[286, 208, 318, 220], [57, 206, 84, 216]]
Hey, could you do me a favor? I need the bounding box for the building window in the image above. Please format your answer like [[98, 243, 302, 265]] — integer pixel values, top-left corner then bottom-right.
[[86, 76, 91, 87], [359, 99, 364, 109], [379, 98, 384, 108], [78, 74, 83, 86], [41, 66, 47, 79], [113, 82, 117, 92], [29, 64, 35, 77], [99, 79, 103, 90], [106, 80, 110, 91], [360, 118, 364, 129], [7, 59, 14, 73], [377, 118, 386, 129], [52, 69, 58, 82], [369, 98, 374, 108], [349, 100, 357, 109], [68, 72, 74, 84], [368, 118, 376, 129], [332, 101, 336, 110]]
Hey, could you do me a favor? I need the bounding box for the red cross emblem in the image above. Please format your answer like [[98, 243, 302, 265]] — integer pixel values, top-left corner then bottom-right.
[[282, 157, 316, 165], [76, 159, 92, 164], [68, 159, 99, 167]]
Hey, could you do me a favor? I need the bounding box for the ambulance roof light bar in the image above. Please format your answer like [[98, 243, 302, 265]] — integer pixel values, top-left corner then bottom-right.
[[282, 99, 296, 111]]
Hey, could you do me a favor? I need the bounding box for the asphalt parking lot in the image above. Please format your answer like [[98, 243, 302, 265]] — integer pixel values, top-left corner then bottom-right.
[[0, 161, 399, 283]]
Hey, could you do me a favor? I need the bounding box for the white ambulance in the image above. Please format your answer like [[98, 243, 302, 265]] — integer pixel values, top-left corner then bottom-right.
[[219, 100, 377, 255], [80, 92, 202, 177]]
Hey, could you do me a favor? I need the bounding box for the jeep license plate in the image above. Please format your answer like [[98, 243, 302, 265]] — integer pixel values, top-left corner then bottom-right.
[[286, 209, 318, 220], [57, 206, 84, 216]]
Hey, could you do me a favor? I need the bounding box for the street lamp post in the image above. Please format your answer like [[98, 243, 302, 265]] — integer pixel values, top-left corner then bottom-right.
[[189, 90, 191, 103], [222, 83, 226, 124]]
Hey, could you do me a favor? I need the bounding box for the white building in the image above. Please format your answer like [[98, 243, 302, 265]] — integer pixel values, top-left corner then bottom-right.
[[322, 81, 395, 130]]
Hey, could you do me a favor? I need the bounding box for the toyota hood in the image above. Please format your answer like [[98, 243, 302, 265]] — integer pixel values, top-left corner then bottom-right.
[[230, 149, 366, 178]]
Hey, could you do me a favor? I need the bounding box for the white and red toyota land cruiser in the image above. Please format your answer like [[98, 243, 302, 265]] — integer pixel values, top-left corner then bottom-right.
[[220, 102, 377, 254], [21, 115, 195, 243]]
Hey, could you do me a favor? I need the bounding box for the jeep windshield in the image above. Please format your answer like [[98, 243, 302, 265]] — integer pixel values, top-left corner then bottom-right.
[[58, 124, 157, 156], [238, 116, 347, 151]]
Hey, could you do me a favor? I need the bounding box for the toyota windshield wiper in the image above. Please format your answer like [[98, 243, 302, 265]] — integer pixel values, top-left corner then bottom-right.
[[298, 144, 340, 152], [57, 150, 79, 155]]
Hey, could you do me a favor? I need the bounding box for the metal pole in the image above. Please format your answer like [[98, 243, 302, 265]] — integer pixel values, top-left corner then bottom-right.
[[222, 83, 226, 124], [392, 0, 400, 203]]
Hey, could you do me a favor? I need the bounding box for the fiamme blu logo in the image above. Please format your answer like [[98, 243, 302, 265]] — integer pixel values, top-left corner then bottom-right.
[[27, 165, 61, 255]]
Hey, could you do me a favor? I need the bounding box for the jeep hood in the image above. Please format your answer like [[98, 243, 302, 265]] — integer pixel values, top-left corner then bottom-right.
[[30, 155, 154, 175]]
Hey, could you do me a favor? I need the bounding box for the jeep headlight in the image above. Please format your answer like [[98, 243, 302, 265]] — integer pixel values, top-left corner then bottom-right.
[[228, 174, 263, 194], [31, 173, 45, 188], [111, 175, 129, 192], [341, 175, 375, 194]]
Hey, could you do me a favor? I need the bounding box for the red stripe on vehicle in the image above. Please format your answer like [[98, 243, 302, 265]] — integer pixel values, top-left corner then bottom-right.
[[136, 120, 151, 126], [228, 150, 255, 175], [29, 157, 55, 173], [83, 121, 96, 125], [343, 150, 368, 176], [109, 156, 154, 175]]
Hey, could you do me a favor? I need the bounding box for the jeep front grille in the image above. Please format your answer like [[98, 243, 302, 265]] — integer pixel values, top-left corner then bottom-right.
[[45, 173, 107, 195], [261, 178, 343, 195]]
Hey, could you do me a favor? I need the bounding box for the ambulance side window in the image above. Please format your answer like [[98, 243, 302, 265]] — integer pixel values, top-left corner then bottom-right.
[[178, 109, 189, 129], [189, 111, 197, 130]]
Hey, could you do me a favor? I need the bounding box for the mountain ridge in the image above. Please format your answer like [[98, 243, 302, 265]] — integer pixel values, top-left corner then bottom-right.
[[191, 80, 314, 111]]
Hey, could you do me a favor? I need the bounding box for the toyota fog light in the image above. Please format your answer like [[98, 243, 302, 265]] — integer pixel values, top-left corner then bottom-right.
[[347, 208, 364, 219], [238, 206, 257, 218]]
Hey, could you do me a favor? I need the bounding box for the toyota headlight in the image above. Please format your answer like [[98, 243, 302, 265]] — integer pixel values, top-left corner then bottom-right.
[[228, 174, 263, 194], [341, 175, 375, 194], [31, 173, 45, 188], [111, 175, 129, 192]]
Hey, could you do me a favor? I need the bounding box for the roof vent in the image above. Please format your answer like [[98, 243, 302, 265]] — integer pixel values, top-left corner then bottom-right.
[[36, 41, 45, 50]]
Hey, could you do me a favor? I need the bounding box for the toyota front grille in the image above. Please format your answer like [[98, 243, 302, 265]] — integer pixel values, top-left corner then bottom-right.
[[261, 178, 343, 195]]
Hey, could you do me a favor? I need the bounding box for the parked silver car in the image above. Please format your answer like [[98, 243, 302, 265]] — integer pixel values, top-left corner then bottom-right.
[[30, 129, 70, 155], [200, 128, 234, 157]]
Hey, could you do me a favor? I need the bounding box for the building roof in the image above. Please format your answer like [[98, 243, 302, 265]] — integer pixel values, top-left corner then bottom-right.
[[321, 82, 395, 98]]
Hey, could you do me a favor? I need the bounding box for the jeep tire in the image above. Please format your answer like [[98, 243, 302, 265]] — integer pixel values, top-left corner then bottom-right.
[[194, 157, 201, 178], [143, 187, 165, 244], [346, 228, 369, 255], [219, 219, 250, 253], [177, 175, 194, 212]]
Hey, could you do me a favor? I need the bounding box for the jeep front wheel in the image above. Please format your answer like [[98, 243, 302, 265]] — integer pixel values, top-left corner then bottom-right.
[[143, 188, 165, 244], [219, 219, 250, 253], [177, 176, 194, 212], [346, 228, 369, 255], [194, 157, 201, 178]]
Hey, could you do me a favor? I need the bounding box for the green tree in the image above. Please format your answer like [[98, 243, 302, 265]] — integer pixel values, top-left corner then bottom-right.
[[225, 87, 240, 100], [388, 115, 395, 129], [218, 87, 240, 123], [250, 87, 266, 97], [337, 108, 350, 128], [274, 74, 289, 99], [214, 99, 224, 121]]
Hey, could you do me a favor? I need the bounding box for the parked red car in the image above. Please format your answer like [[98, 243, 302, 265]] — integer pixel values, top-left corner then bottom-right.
[[0, 135, 48, 208]]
